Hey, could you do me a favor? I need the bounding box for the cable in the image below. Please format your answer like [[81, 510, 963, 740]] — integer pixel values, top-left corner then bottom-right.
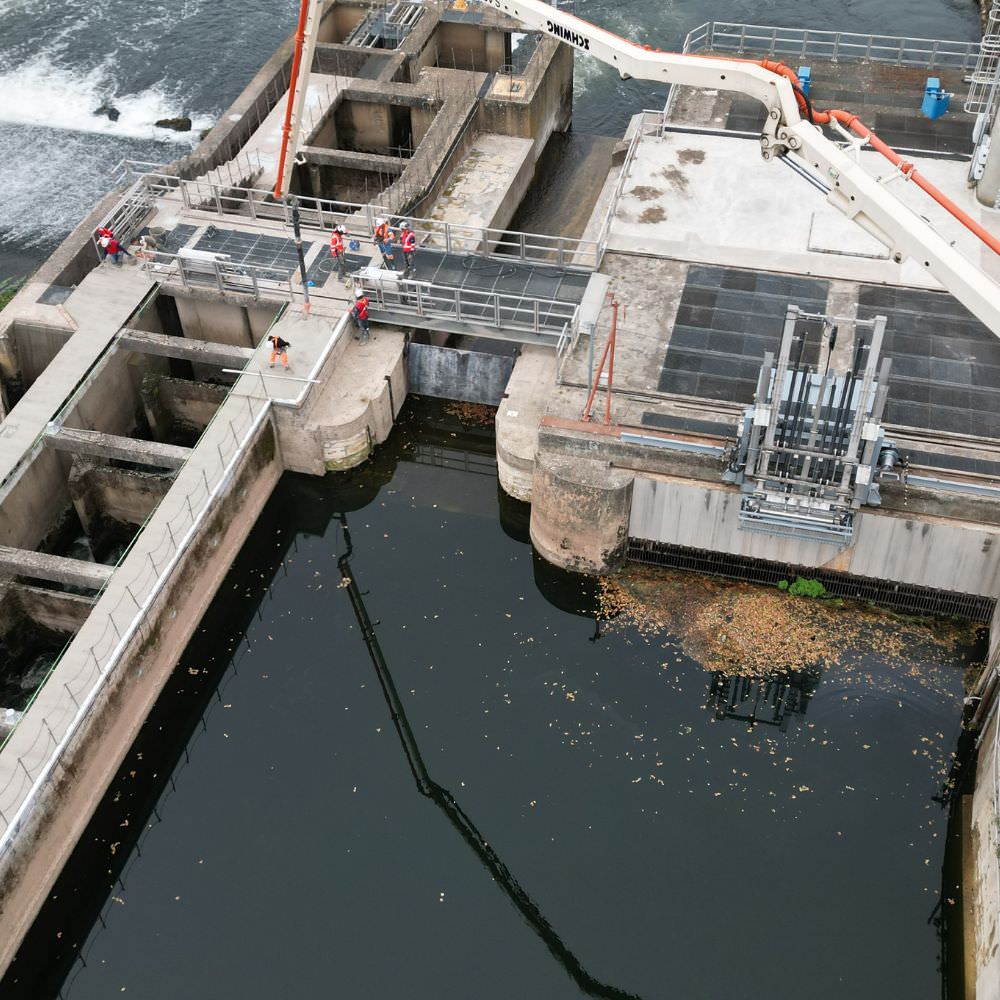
[[458, 254, 574, 280]]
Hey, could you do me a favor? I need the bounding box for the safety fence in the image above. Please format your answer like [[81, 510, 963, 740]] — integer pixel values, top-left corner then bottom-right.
[[683, 22, 980, 72], [0, 375, 273, 854], [104, 162, 600, 272], [354, 270, 579, 341]]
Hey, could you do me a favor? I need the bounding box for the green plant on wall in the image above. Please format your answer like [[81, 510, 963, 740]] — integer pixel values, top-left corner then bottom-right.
[[0, 278, 19, 313], [777, 576, 828, 599]]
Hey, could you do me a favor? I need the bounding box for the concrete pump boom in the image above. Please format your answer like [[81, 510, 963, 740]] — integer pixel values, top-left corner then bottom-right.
[[474, 0, 1000, 336]]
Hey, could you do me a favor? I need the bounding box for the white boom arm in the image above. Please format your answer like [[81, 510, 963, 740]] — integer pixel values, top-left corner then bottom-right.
[[477, 0, 1000, 336]]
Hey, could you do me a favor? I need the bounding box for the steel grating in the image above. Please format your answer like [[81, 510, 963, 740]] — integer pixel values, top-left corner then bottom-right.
[[192, 228, 329, 286], [659, 265, 829, 402], [857, 284, 1000, 442]]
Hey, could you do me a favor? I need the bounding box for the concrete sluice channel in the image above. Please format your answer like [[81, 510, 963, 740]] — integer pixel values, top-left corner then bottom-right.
[[0, 398, 982, 999]]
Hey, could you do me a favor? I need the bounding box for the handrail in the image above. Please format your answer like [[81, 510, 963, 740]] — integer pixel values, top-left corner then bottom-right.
[[596, 110, 664, 263], [355, 271, 580, 336], [683, 21, 979, 71], [131, 171, 599, 271]]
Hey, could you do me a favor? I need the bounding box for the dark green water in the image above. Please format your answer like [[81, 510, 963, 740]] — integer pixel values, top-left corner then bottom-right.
[[2, 399, 976, 999]]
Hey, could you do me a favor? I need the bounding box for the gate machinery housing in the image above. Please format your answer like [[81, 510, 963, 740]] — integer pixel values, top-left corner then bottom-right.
[[724, 306, 899, 546]]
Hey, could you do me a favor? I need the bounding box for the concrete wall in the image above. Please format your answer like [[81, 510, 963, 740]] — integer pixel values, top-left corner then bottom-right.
[[630, 475, 1000, 598], [411, 103, 436, 148], [317, 2, 366, 44], [972, 712, 1000, 999], [0, 418, 282, 975], [64, 351, 148, 441], [68, 461, 173, 535], [431, 23, 494, 72], [407, 343, 514, 405], [481, 37, 573, 160], [335, 98, 395, 153], [0, 450, 71, 553], [141, 375, 228, 441], [11, 586, 92, 636], [174, 296, 276, 349], [12, 323, 74, 390]]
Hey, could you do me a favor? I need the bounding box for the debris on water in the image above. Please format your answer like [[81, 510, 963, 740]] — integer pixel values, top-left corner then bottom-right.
[[597, 565, 982, 683], [443, 401, 496, 427]]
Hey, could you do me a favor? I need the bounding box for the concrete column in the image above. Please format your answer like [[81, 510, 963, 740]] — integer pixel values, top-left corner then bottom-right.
[[495, 346, 557, 502], [529, 450, 634, 575]]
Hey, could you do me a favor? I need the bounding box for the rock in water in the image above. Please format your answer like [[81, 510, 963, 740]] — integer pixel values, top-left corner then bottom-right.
[[155, 117, 192, 133], [93, 101, 120, 122]]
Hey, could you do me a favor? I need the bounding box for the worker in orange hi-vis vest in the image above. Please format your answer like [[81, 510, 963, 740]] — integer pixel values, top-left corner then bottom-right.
[[329, 225, 348, 280], [399, 221, 416, 276], [372, 216, 396, 270]]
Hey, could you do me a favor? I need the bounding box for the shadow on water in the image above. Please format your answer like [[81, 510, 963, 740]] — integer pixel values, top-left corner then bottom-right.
[[0, 488, 302, 1000], [335, 512, 640, 1000]]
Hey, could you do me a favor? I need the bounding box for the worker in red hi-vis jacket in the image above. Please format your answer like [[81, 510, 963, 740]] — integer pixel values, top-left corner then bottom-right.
[[399, 220, 416, 276], [351, 288, 370, 343], [329, 225, 348, 281]]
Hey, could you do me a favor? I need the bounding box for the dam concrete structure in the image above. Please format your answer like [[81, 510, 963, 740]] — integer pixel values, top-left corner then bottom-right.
[[0, 2, 999, 992]]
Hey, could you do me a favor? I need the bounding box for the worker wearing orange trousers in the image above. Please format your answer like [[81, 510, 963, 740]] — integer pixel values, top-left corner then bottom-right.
[[268, 334, 290, 369]]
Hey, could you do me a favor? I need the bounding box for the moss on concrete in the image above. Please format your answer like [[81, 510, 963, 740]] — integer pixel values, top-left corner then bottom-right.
[[0, 280, 19, 315]]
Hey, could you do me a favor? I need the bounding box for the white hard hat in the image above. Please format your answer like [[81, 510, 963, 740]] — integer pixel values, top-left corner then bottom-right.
[[354, 288, 365, 298], [375, 216, 386, 226], [400, 220, 410, 229]]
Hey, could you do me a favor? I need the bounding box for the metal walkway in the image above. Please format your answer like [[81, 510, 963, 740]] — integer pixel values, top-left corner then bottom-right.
[[353, 249, 605, 347]]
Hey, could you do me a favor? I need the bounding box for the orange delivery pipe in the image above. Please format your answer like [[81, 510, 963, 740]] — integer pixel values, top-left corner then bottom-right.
[[755, 59, 1000, 258], [273, 0, 312, 200]]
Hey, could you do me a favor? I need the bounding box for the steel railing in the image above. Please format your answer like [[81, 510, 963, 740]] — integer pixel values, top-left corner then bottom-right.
[[595, 110, 665, 262], [966, 5, 1000, 116], [683, 21, 980, 71], [95, 152, 264, 263], [132, 248, 296, 301], [119, 167, 599, 271], [355, 270, 579, 338]]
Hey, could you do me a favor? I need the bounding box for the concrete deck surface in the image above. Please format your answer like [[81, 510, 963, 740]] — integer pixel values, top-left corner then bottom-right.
[[426, 133, 534, 238], [607, 130, 1000, 287]]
